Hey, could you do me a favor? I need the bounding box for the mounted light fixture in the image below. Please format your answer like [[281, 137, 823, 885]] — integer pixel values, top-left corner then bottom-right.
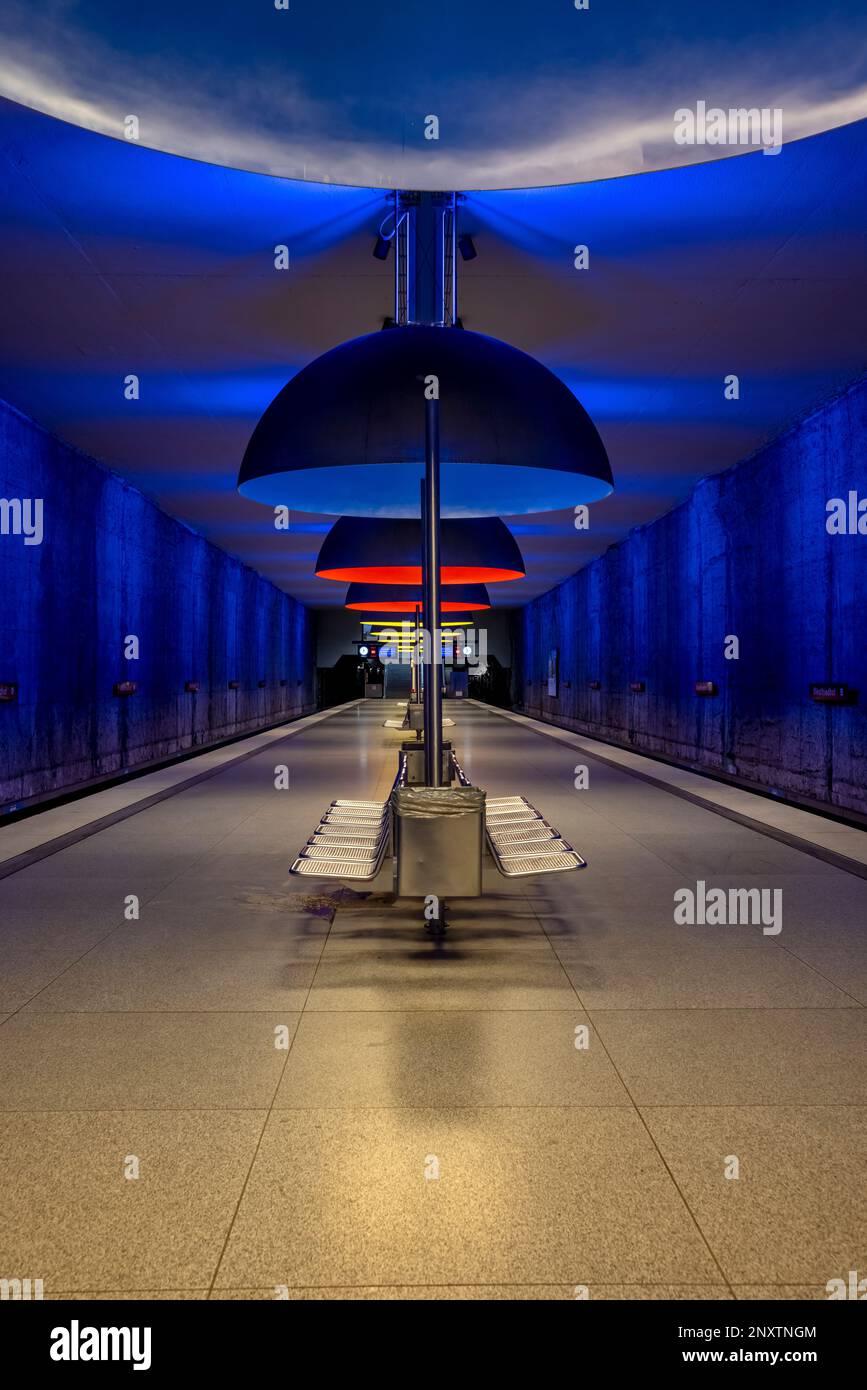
[[237, 325, 613, 517], [316, 516, 524, 585], [372, 208, 396, 261]]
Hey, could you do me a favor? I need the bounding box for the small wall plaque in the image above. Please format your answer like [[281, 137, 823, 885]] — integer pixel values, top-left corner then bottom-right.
[[810, 684, 857, 705]]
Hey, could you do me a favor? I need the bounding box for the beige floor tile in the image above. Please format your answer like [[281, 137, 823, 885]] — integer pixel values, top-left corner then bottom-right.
[[527, 877, 773, 950], [212, 1283, 732, 1300], [0, 1012, 298, 1110], [214, 1107, 721, 1288], [274, 1010, 630, 1109], [558, 946, 858, 1009], [23, 940, 318, 1013], [733, 1285, 842, 1300], [682, 876, 867, 939], [305, 947, 577, 1011], [45, 1289, 207, 1300], [111, 900, 330, 954], [778, 944, 867, 1005], [628, 830, 831, 877], [592, 1010, 867, 1105], [32, 844, 206, 880], [0, 947, 90, 1012], [0, 1110, 265, 1290], [0, 907, 123, 955], [641, 1106, 867, 1285], [170, 855, 301, 886], [542, 912, 768, 951]]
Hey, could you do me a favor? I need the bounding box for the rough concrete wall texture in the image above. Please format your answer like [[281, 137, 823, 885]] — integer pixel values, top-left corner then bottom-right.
[[0, 399, 316, 808], [511, 376, 867, 816]]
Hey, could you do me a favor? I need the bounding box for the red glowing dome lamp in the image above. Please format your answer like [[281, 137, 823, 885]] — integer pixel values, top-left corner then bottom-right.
[[345, 582, 490, 613], [317, 517, 524, 585]]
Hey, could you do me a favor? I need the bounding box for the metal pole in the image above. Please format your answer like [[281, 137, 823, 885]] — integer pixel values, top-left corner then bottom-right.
[[420, 482, 429, 744], [419, 480, 430, 722], [423, 396, 443, 786]]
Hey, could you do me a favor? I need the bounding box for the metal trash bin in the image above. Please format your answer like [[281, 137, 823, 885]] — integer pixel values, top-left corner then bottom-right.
[[393, 785, 485, 898]]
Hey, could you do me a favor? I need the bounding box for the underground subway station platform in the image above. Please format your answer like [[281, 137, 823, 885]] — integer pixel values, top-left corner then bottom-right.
[[0, 0, 865, 1361]]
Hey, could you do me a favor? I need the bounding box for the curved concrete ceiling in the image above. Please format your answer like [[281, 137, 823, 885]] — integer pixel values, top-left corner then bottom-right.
[[0, 1, 865, 189], [0, 99, 866, 607]]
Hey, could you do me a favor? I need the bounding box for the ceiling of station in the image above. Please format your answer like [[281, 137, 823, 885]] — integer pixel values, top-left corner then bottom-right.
[[1, 98, 865, 607]]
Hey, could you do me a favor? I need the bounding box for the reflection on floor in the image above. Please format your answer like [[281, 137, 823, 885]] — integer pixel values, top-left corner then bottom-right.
[[1, 701, 865, 1299]]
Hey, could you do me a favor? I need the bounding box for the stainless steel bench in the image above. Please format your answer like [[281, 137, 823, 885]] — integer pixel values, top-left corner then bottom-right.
[[485, 796, 586, 876], [289, 759, 407, 882], [449, 757, 586, 879]]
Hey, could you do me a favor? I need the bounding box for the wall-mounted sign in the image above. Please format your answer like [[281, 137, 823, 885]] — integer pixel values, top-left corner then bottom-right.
[[547, 647, 559, 697], [185, 681, 200, 693], [0, 682, 18, 702], [588, 680, 601, 690], [629, 681, 645, 693], [810, 683, 857, 705], [228, 680, 240, 690], [695, 680, 718, 696], [113, 680, 137, 696]]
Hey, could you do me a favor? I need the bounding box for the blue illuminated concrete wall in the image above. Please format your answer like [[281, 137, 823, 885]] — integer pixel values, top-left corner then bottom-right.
[[511, 377, 867, 816], [0, 399, 316, 809]]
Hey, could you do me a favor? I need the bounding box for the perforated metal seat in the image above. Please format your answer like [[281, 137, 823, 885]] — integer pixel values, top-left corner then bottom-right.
[[484, 795, 586, 878], [290, 776, 401, 883]]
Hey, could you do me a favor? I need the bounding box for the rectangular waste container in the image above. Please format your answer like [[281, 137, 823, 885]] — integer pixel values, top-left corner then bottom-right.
[[393, 785, 485, 898]]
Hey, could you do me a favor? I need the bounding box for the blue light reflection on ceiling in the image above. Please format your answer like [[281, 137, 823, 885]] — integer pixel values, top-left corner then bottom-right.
[[1, 97, 866, 607]]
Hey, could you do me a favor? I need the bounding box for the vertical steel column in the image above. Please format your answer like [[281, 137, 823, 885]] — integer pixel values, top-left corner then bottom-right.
[[423, 396, 443, 787], [419, 480, 428, 716], [413, 603, 422, 702]]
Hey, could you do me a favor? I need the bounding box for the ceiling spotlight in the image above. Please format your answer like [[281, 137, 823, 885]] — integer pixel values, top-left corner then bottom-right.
[[458, 234, 477, 262], [372, 234, 391, 261]]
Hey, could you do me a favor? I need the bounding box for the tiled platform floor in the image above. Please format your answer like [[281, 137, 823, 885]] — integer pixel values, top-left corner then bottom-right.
[[1, 700, 865, 1299]]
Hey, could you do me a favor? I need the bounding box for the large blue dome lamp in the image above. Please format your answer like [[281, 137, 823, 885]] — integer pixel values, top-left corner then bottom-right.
[[238, 323, 613, 517]]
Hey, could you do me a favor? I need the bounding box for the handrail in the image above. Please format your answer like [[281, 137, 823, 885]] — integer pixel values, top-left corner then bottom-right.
[[451, 752, 473, 787]]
